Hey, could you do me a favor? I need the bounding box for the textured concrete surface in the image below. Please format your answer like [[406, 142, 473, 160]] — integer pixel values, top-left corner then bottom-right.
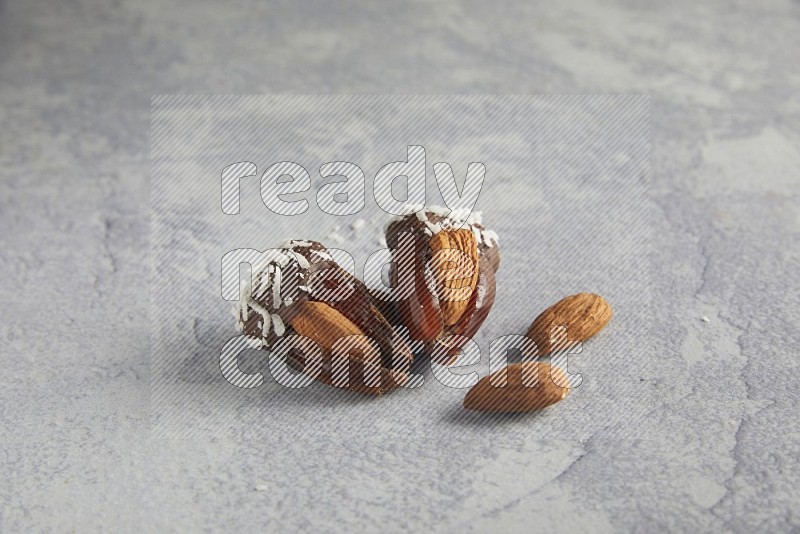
[[1, 1, 799, 532]]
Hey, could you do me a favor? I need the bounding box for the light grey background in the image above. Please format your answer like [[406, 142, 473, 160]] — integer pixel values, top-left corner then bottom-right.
[[1, 1, 799, 532]]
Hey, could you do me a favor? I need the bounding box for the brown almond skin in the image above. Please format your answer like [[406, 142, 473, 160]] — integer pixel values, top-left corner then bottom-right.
[[526, 293, 612, 356], [289, 301, 365, 349], [306, 265, 414, 370], [288, 301, 408, 395], [463, 362, 570, 412], [428, 229, 480, 326]]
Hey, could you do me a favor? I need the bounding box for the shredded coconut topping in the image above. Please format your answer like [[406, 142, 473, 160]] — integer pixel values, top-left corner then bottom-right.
[[312, 250, 333, 262], [385, 204, 497, 247], [279, 238, 314, 249], [482, 229, 499, 247], [233, 244, 314, 345], [293, 251, 310, 270], [271, 314, 285, 336], [271, 265, 282, 309]]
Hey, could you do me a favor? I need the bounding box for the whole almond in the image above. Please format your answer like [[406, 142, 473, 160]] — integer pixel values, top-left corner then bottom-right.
[[289, 301, 365, 350], [463, 361, 570, 412], [526, 293, 612, 355], [288, 300, 407, 395]]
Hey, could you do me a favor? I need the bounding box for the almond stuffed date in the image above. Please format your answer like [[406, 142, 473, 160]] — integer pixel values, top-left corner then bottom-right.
[[233, 239, 413, 394], [383, 206, 500, 364]]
